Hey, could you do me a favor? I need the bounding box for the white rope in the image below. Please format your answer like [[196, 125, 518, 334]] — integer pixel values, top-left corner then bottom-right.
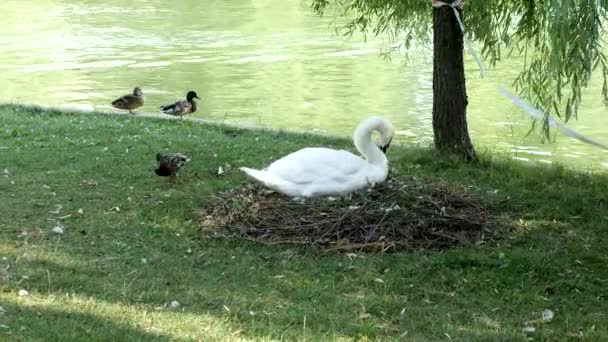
[[499, 87, 608, 149], [433, 0, 485, 78], [432, 0, 608, 150]]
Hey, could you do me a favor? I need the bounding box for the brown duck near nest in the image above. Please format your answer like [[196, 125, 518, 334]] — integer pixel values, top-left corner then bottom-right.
[[160, 90, 200, 120], [111, 87, 144, 114], [155, 152, 189, 182]]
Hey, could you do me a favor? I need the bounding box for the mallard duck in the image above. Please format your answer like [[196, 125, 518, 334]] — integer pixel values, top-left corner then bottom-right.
[[111, 87, 144, 114], [160, 91, 200, 120], [239, 117, 394, 198], [155, 152, 189, 182]]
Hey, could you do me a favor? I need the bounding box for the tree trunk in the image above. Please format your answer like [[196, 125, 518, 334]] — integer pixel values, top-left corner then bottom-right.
[[432, 5, 477, 161]]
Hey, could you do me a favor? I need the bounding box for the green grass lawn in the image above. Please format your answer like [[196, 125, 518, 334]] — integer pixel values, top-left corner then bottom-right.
[[1, 104, 607, 341]]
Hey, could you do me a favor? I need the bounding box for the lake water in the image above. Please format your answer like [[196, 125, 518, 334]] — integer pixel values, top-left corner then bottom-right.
[[1, 0, 607, 170]]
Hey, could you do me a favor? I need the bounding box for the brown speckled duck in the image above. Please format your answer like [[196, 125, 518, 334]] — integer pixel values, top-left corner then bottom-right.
[[155, 152, 189, 182], [160, 90, 200, 120], [111, 87, 144, 114]]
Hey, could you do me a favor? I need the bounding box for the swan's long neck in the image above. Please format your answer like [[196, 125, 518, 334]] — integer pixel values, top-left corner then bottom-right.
[[353, 119, 387, 166]]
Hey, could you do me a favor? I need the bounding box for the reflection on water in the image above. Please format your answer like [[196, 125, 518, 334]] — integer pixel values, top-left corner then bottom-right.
[[0, 0, 607, 170]]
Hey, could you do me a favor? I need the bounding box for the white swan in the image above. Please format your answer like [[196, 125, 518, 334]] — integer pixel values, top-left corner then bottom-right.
[[239, 117, 394, 198]]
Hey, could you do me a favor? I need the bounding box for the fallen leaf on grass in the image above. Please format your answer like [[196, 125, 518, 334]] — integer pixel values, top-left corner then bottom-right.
[[81, 179, 98, 187], [542, 309, 555, 322], [473, 314, 500, 329], [52, 223, 64, 235], [522, 326, 536, 333], [525, 309, 555, 325], [566, 331, 583, 338], [49, 204, 63, 214], [358, 313, 371, 320]]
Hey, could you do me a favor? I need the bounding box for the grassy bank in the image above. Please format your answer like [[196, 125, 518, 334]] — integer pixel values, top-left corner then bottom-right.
[[1, 104, 607, 341]]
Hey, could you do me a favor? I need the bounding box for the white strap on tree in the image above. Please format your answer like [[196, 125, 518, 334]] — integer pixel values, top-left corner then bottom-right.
[[432, 0, 608, 150], [432, 0, 485, 78]]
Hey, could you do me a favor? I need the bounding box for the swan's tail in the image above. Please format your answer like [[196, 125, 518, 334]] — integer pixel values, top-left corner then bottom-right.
[[239, 167, 269, 183], [239, 167, 295, 195]]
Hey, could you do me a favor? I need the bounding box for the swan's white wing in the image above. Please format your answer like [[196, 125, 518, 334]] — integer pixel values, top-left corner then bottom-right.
[[266, 147, 366, 185]]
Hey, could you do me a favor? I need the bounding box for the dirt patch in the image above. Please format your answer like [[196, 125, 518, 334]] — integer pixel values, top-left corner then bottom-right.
[[199, 178, 500, 253]]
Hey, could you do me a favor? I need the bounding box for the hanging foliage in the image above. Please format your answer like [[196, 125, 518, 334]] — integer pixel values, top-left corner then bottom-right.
[[312, 0, 608, 140]]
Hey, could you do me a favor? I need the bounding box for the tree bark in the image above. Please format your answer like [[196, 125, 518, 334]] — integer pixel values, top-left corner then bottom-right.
[[432, 5, 477, 161]]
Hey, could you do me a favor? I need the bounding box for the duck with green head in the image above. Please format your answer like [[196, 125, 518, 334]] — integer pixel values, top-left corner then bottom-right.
[[160, 90, 200, 120], [111, 87, 144, 114]]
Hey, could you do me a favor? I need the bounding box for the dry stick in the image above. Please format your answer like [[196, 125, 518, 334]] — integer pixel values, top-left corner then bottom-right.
[[54, 236, 61, 252], [313, 207, 356, 245], [240, 236, 311, 246], [364, 202, 394, 243], [47, 269, 52, 294], [324, 241, 394, 253]]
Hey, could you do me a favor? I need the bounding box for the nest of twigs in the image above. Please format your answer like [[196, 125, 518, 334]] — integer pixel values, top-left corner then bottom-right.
[[200, 178, 499, 253]]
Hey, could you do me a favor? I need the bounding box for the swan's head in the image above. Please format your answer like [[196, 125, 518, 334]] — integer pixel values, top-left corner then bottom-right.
[[379, 136, 393, 154], [353, 116, 395, 158], [374, 118, 394, 154]]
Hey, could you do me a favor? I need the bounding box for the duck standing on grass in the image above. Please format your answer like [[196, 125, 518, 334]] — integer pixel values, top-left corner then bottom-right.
[[160, 91, 200, 120], [111, 87, 144, 114], [155, 153, 189, 182]]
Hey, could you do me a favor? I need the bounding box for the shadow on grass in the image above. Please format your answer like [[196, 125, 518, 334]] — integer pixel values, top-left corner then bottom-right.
[[394, 147, 608, 225], [0, 301, 171, 341]]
